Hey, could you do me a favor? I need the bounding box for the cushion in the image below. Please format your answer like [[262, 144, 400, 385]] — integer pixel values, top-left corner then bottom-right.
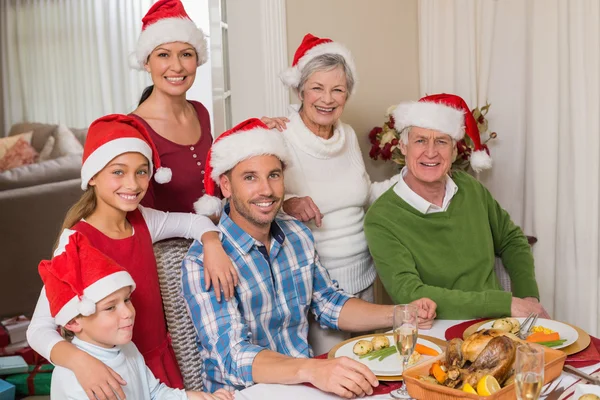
[[0, 139, 39, 172], [0, 153, 82, 191], [0, 131, 33, 159], [38, 135, 56, 162], [49, 124, 83, 159]]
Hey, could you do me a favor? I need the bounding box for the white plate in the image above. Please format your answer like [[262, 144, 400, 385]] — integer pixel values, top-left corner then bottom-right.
[[574, 383, 600, 398], [478, 318, 579, 350], [333, 335, 442, 376]]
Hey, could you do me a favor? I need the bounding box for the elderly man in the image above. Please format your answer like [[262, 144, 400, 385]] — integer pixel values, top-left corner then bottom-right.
[[364, 93, 549, 320], [184, 118, 436, 398]]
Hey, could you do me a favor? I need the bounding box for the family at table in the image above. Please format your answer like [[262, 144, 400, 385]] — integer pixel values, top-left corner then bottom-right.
[[23, 0, 557, 399]]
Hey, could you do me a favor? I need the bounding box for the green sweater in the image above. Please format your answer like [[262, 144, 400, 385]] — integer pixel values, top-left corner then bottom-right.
[[364, 171, 539, 319]]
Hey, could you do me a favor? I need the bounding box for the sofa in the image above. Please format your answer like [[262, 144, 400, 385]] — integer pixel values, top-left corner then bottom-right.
[[0, 123, 87, 319]]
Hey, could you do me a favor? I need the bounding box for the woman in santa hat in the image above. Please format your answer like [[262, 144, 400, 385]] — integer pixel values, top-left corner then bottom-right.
[[278, 34, 403, 355], [27, 114, 233, 399]]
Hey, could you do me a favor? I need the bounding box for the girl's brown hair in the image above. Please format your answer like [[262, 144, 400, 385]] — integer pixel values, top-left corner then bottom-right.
[[53, 188, 97, 251]]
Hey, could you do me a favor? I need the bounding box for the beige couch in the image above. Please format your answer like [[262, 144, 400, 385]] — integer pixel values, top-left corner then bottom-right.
[[0, 123, 87, 319]]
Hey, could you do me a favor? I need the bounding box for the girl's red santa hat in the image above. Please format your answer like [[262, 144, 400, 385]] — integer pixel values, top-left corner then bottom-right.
[[193, 118, 291, 217], [38, 232, 136, 326], [130, 0, 208, 70], [81, 114, 171, 190], [280, 33, 358, 95], [392, 93, 493, 172]]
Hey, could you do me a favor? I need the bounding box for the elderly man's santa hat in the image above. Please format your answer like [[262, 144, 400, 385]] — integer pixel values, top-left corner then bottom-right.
[[193, 118, 291, 217], [38, 232, 136, 326], [130, 0, 208, 70], [392, 93, 492, 172], [81, 114, 171, 190], [280, 33, 358, 95]]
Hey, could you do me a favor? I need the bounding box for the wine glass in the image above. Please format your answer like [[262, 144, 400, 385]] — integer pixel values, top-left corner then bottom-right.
[[515, 344, 545, 400], [390, 304, 419, 399]]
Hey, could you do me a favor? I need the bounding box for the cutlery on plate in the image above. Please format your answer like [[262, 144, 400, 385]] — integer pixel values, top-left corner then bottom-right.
[[563, 364, 600, 385], [518, 312, 539, 339]]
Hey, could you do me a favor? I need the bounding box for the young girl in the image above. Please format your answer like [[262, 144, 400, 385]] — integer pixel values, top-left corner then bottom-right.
[[27, 114, 231, 399]]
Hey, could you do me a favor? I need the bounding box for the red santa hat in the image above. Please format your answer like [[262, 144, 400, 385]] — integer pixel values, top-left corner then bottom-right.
[[392, 93, 492, 172], [38, 232, 136, 326], [280, 33, 358, 95], [130, 0, 208, 70], [81, 114, 171, 190], [193, 118, 291, 217]]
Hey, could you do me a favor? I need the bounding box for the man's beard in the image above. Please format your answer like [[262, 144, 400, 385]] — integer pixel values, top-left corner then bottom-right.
[[230, 194, 281, 227]]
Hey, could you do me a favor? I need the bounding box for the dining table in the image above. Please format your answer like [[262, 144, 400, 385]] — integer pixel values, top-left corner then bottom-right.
[[234, 319, 600, 400]]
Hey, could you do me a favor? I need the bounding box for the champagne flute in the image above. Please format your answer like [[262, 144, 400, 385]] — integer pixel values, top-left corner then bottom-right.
[[390, 304, 419, 399], [515, 344, 545, 400]]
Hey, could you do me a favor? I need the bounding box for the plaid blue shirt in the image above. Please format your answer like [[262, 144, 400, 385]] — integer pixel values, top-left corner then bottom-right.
[[181, 206, 352, 392]]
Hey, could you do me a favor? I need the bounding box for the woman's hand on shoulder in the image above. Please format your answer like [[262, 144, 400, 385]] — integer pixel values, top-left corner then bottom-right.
[[201, 231, 238, 302], [261, 116, 289, 132], [283, 196, 323, 228], [186, 389, 234, 400], [73, 351, 127, 400]]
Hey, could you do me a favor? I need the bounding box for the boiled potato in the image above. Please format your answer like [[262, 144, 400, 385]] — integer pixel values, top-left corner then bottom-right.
[[371, 335, 390, 351], [353, 340, 374, 356], [506, 318, 521, 334], [492, 318, 514, 333], [579, 395, 600, 400]]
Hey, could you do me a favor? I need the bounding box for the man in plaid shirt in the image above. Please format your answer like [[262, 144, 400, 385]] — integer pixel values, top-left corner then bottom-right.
[[183, 119, 437, 398]]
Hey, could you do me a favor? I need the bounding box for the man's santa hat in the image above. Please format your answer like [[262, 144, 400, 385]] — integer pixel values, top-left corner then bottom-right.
[[193, 118, 291, 217], [81, 114, 171, 190], [38, 232, 136, 326], [392, 93, 493, 172], [130, 0, 208, 70], [280, 33, 358, 95]]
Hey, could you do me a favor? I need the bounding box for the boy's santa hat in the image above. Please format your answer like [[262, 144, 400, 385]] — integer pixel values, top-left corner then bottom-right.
[[38, 232, 136, 326], [392, 93, 492, 172], [194, 118, 291, 217], [280, 33, 358, 95], [81, 114, 171, 190], [130, 0, 208, 70]]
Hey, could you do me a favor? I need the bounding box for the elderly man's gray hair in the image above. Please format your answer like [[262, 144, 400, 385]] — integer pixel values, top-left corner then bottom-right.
[[399, 126, 457, 146], [297, 53, 355, 99]]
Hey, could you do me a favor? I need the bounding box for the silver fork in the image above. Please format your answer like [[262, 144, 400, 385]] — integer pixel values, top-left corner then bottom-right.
[[518, 312, 539, 339]]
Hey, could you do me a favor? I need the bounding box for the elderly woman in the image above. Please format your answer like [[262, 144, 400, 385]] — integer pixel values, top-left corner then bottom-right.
[[279, 34, 401, 355]]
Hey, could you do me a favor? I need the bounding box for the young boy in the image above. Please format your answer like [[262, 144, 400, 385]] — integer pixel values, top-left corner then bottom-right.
[[39, 232, 233, 400]]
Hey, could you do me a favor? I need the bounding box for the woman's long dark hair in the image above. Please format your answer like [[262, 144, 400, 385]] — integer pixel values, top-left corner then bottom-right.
[[138, 85, 154, 106]]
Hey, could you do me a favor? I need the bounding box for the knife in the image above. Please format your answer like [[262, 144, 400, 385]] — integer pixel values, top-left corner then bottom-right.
[[563, 364, 600, 385]]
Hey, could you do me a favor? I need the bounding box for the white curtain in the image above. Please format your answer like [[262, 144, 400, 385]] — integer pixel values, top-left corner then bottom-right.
[[0, 0, 152, 134], [419, 0, 600, 335]]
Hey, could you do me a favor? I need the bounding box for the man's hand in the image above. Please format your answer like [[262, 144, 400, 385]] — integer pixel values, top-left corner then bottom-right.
[[511, 297, 550, 318], [302, 357, 379, 399], [283, 197, 324, 227], [410, 298, 437, 329]]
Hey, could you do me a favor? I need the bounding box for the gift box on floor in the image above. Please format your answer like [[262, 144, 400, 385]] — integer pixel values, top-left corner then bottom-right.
[[4, 364, 53, 397], [0, 379, 15, 400], [0, 357, 28, 376], [0, 342, 28, 358], [0, 317, 29, 346]]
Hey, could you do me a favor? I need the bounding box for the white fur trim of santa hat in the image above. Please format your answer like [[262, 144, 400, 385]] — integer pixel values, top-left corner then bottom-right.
[[130, 17, 208, 70], [392, 101, 465, 141], [280, 42, 358, 95], [81, 137, 154, 190], [54, 270, 136, 326], [209, 129, 291, 182], [193, 195, 224, 218], [469, 149, 493, 173]]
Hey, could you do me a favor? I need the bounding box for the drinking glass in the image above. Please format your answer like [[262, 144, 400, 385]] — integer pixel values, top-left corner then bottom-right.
[[515, 344, 545, 400], [390, 304, 419, 399]]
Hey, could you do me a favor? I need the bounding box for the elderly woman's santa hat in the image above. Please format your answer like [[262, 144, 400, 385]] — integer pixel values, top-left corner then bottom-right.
[[280, 33, 358, 95], [38, 232, 136, 326], [81, 114, 171, 190], [193, 118, 291, 217], [392, 93, 492, 172], [130, 0, 208, 70]]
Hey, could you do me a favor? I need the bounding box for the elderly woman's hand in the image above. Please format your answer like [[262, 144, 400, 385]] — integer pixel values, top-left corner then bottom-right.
[[283, 196, 324, 227], [261, 116, 289, 132]]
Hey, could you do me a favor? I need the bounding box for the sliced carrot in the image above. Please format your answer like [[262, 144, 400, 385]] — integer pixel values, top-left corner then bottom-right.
[[429, 361, 447, 384], [415, 343, 440, 356], [526, 331, 560, 343]]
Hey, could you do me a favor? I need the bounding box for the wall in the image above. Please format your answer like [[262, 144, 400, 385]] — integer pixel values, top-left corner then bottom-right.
[[285, 0, 420, 181]]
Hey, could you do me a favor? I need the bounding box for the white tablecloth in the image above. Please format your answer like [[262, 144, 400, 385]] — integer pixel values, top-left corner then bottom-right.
[[234, 319, 600, 400]]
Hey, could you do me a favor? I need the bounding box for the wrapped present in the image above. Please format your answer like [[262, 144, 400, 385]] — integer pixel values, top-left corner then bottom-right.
[[0, 328, 7, 349], [0, 379, 15, 400], [0, 341, 28, 357], [0, 357, 27, 376], [0, 317, 29, 345], [13, 347, 46, 366], [4, 364, 53, 396]]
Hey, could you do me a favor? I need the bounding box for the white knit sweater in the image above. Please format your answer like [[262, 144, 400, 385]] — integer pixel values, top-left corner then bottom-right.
[[282, 108, 400, 294]]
